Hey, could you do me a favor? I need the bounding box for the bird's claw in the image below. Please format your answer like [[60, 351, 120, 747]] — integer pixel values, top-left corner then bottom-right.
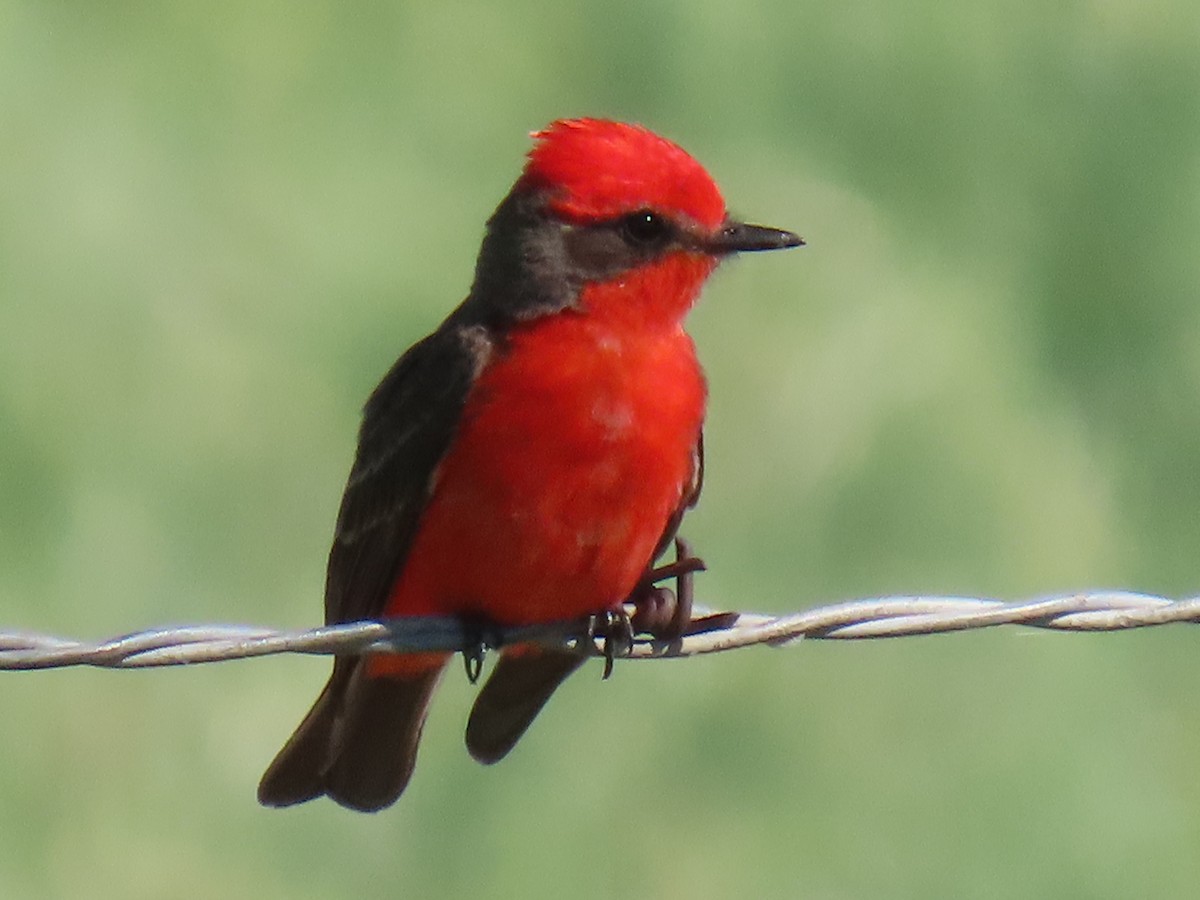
[[586, 537, 707, 679], [461, 621, 487, 684], [586, 609, 634, 680], [628, 537, 704, 641]]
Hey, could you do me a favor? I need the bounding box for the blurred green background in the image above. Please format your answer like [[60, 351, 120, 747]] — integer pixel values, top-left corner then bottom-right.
[[2, 1, 1199, 897]]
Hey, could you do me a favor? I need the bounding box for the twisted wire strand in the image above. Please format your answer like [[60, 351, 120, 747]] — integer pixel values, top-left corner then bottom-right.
[[1, 590, 1198, 671]]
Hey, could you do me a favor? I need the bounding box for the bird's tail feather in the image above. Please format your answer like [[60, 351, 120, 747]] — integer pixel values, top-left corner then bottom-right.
[[465, 648, 586, 765], [258, 656, 447, 812]]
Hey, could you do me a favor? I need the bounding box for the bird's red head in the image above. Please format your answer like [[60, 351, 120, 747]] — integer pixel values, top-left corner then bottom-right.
[[466, 118, 800, 329], [522, 118, 727, 232]]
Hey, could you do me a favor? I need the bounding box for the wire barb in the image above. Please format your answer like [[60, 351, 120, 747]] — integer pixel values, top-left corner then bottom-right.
[[1, 591, 1199, 671]]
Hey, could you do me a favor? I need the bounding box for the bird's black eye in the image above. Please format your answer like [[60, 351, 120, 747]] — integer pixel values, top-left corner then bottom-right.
[[619, 210, 672, 248]]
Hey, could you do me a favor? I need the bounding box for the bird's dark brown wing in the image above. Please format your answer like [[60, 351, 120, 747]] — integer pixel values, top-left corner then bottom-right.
[[325, 321, 485, 627], [259, 317, 487, 811]]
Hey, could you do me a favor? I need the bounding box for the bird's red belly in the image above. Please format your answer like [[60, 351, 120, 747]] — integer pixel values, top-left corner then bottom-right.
[[384, 315, 706, 628]]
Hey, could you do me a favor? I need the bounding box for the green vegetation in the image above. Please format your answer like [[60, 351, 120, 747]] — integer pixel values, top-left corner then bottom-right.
[[2, 2, 1199, 897]]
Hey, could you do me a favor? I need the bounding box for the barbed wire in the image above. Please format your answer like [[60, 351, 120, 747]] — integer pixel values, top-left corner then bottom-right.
[[2, 590, 1198, 671]]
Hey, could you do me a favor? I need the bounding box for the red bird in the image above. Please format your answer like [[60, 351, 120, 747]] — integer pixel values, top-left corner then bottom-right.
[[258, 118, 801, 811]]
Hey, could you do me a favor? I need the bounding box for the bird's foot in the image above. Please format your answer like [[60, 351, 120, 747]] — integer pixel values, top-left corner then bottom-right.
[[585, 608, 635, 680], [628, 537, 705, 641]]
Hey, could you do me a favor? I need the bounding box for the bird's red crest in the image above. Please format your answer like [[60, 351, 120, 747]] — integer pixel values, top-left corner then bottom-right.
[[522, 118, 727, 231]]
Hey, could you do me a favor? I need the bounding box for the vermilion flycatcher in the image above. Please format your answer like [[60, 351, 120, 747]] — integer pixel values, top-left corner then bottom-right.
[[258, 118, 802, 811]]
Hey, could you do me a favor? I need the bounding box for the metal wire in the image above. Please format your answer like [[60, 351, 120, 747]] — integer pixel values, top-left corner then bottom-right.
[[1, 590, 1198, 670]]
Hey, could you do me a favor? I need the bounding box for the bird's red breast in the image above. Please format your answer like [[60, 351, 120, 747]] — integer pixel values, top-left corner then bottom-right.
[[370, 252, 710, 677]]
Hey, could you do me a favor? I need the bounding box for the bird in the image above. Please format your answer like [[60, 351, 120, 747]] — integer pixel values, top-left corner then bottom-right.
[[257, 117, 802, 811]]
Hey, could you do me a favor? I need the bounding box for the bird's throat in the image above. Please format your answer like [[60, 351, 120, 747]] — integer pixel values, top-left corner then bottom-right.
[[576, 250, 718, 333]]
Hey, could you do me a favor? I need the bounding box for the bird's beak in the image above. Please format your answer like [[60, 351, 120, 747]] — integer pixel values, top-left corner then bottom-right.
[[702, 220, 804, 255]]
